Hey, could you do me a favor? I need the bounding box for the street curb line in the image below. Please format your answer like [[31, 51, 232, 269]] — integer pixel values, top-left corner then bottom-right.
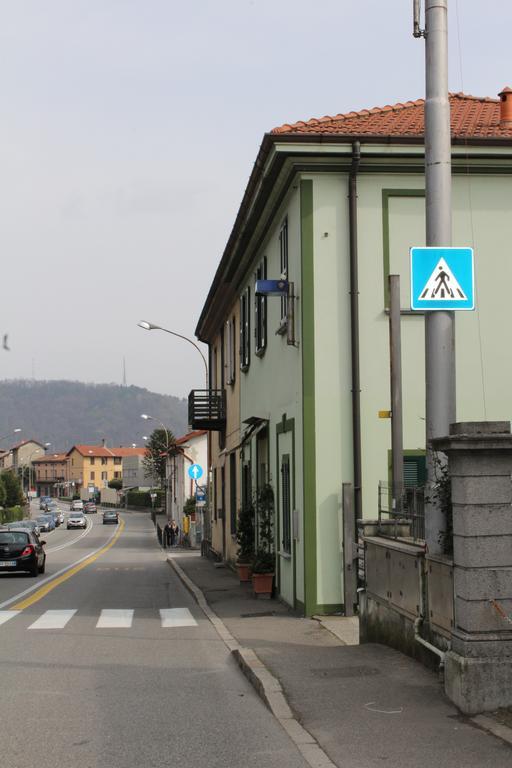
[[167, 556, 338, 768], [471, 715, 512, 748]]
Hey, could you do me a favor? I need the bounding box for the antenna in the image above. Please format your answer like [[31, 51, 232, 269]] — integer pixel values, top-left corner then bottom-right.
[[123, 357, 127, 387]]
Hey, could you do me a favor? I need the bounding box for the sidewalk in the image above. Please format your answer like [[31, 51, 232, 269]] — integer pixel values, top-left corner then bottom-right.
[[168, 552, 512, 768]]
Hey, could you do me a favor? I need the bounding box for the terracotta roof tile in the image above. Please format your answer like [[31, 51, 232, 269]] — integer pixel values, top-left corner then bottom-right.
[[271, 93, 512, 138], [67, 445, 147, 458], [32, 453, 68, 464]]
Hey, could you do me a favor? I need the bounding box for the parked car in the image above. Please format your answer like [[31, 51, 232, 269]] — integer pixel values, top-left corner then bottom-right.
[[45, 508, 65, 527], [0, 528, 46, 576], [35, 514, 56, 533], [70, 500, 84, 511], [102, 510, 119, 525], [67, 511, 87, 529], [8, 519, 40, 536], [84, 502, 97, 514], [39, 496, 52, 510]]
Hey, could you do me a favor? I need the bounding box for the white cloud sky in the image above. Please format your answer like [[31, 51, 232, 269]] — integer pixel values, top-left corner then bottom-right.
[[0, 0, 508, 396]]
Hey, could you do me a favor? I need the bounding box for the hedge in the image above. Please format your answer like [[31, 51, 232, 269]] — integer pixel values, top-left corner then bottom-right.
[[0, 506, 24, 524], [126, 490, 165, 508]]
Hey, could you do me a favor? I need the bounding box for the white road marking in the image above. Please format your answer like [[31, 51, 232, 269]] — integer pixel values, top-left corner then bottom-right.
[[28, 609, 77, 630], [160, 608, 197, 627], [96, 609, 134, 628], [0, 610, 20, 626], [45, 517, 93, 553]]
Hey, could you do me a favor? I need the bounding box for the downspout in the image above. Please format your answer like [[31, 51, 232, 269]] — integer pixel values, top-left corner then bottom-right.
[[349, 141, 362, 524]]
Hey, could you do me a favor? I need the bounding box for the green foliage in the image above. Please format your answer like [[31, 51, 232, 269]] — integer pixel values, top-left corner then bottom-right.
[[183, 496, 196, 516], [252, 483, 275, 574], [426, 452, 453, 555], [0, 470, 24, 507], [143, 428, 175, 487], [0, 506, 24, 524], [236, 504, 255, 563], [108, 478, 123, 490], [126, 489, 165, 508], [0, 476, 6, 508]]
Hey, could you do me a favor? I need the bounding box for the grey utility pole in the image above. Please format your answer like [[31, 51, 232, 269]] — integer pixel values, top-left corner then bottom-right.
[[415, 0, 455, 553], [389, 275, 404, 513]]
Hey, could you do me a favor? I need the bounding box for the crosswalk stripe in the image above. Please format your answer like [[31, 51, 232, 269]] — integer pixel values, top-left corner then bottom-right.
[[0, 610, 20, 626], [28, 609, 77, 630], [160, 608, 197, 627], [96, 609, 134, 628]]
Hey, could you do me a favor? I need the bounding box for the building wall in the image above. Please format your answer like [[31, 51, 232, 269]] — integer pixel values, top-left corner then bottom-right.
[[68, 450, 123, 490], [122, 454, 155, 489], [210, 299, 241, 564]]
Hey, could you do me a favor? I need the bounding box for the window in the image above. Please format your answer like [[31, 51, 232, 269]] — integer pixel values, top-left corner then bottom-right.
[[240, 287, 250, 370], [101, 457, 108, 466], [281, 455, 291, 553], [90, 471, 95, 481], [279, 218, 289, 327], [229, 453, 237, 535], [101, 471, 108, 481], [213, 468, 218, 520], [225, 316, 236, 385], [114, 471, 121, 479], [90, 457, 95, 465], [255, 257, 267, 354], [114, 457, 122, 465]]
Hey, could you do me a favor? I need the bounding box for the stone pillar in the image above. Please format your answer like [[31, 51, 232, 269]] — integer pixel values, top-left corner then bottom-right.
[[432, 421, 512, 714]]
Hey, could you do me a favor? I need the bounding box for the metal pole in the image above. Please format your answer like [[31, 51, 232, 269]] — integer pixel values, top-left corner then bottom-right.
[[389, 275, 404, 512], [424, 0, 455, 553]]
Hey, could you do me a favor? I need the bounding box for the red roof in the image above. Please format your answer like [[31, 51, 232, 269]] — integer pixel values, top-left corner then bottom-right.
[[68, 445, 147, 458], [32, 453, 68, 464], [272, 92, 512, 139], [174, 430, 207, 446]]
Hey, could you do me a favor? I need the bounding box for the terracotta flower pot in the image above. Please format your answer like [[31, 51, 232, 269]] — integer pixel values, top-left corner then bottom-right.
[[237, 562, 252, 583], [252, 572, 274, 597]]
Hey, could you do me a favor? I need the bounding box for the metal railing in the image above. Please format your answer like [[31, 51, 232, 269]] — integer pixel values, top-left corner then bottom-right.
[[188, 389, 226, 430], [377, 481, 425, 542]]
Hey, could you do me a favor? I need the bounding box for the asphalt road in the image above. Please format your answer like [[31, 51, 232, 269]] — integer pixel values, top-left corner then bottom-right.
[[0, 509, 308, 768]]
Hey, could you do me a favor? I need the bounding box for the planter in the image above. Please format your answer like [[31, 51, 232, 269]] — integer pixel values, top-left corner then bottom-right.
[[252, 572, 274, 597], [237, 562, 253, 582]]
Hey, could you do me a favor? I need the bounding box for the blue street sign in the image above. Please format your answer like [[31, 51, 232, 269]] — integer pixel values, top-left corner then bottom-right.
[[188, 463, 203, 480], [196, 488, 206, 502], [255, 279, 289, 297], [410, 247, 474, 311]]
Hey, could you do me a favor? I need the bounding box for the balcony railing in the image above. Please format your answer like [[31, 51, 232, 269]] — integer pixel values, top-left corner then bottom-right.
[[188, 389, 226, 431]]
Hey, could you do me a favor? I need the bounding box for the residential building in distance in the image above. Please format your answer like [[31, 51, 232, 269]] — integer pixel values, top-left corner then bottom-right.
[[32, 453, 70, 498], [122, 451, 155, 491], [192, 88, 512, 616], [67, 444, 146, 497], [167, 430, 207, 525]]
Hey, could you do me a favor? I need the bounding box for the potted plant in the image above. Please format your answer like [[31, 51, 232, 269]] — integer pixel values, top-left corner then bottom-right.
[[235, 503, 254, 582], [252, 483, 275, 597]]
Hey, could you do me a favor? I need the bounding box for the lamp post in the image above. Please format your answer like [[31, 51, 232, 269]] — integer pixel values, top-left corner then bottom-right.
[[137, 321, 208, 389], [23, 443, 51, 497], [141, 414, 171, 516], [0, 428, 22, 443]]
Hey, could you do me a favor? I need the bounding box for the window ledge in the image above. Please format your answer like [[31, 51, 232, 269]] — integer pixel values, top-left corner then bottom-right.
[[276, 322, 288, 336], [383, 308, 425, 316], [240, 364, 250, 374], [255, 346, 266, 358], [278, 550, 292, 560]]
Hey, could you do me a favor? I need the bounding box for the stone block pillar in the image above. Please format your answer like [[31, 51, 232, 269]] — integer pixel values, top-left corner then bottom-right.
[[432, 421, 512, 714]]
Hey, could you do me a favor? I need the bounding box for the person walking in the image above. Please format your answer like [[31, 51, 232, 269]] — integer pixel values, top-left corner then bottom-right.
[[163, 520, 172, 548], [170, 519, 179, 547]]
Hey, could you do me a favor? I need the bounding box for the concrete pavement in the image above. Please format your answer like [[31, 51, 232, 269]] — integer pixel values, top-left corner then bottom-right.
[[169, 551, 512, 768]]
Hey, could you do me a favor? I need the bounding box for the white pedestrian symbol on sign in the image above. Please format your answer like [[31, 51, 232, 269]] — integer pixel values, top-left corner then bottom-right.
[[419, 257, 467, 302]]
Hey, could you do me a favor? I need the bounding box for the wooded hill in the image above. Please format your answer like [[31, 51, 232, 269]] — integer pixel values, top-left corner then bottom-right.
[[0, 379, 188, 452]]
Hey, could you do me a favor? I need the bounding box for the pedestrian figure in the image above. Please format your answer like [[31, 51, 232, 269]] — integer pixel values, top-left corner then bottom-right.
[[433, 266, 454, 299], [170, 519, 179, 547], [163, 520, 172, 548]]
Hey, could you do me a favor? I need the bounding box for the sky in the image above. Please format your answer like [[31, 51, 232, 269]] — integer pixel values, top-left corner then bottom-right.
[[0, 1, 510, 397]]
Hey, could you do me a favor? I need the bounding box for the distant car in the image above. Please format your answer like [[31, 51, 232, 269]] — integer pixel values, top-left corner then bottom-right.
[[70, 500, 84, 511], [84, 502, 97, 514], [35, 515, 56, 533], [39, 496, 52, 510], [67, 512, 87, 530], [102, 510, 119, 525], [8, 519, 40, 536], [0, 529, 46, 576], [45, 508, 65, 526]]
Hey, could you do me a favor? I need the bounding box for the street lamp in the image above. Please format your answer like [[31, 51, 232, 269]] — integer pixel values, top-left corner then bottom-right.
[[0, 427, 22, 443], [140, 414, 170, 449], [137, 320, 208, 389]]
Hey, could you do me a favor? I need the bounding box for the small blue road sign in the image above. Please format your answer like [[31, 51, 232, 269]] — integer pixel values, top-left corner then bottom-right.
[[195, 488, 206, 502], [410, 247, 474, 311], [255, 279, 288, 297], [188, 463, 203, 480]]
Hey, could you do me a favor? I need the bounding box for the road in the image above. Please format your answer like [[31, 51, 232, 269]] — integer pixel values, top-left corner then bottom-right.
[[0, 508, 308, 768]]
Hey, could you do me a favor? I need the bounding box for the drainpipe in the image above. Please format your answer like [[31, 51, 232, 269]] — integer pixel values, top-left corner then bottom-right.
[[348, 141, 362, 524]]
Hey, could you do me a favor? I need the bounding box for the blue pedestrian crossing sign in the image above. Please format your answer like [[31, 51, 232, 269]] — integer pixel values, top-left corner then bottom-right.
[[187, 463, 203, 480], [410, 247, 474, 311]]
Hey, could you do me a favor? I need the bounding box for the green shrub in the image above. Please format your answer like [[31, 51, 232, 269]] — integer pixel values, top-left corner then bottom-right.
[[126, 489, 165, 507], [0, 506, 24, 524]]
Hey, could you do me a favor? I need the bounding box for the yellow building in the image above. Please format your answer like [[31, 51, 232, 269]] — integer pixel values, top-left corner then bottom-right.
[[67, 444, 146, 495]]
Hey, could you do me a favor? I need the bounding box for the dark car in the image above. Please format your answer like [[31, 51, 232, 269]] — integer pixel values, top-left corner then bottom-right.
[[8, 519, 40, 535], [39, 496, 52, 510], [0, 529, 46, 576], [102, 510, 119, 525], [84, 502, 97, 514], [36, 514, 56, 533], [44, 507, 64, 527]]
